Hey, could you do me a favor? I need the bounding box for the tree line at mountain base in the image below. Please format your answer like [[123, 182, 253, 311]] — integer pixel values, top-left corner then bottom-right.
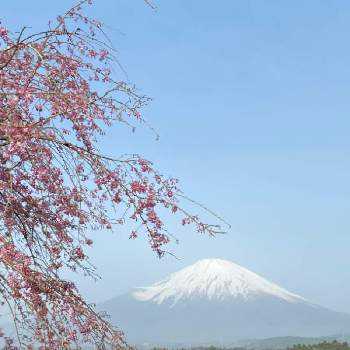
[[151, 340, 350, 350]]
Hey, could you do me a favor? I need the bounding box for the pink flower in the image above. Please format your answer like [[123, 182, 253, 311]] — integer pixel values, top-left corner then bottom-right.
[[35, 104, 43, 112], [99, 49, 109, 60], [0, 27, 7, 37]]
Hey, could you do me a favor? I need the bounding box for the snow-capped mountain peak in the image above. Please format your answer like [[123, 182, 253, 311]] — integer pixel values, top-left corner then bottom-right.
[[102, 259, 349, 343], [132, 258, 305, 305]]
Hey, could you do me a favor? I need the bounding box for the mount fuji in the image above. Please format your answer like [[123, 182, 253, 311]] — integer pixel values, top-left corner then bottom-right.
[[101, 259, 350, 345]]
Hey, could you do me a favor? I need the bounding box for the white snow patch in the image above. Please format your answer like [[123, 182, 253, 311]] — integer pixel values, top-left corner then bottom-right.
[[132, 258, 306, 306]]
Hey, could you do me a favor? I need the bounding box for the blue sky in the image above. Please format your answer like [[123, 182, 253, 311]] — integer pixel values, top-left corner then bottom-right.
[[2, 1, 350, 313]]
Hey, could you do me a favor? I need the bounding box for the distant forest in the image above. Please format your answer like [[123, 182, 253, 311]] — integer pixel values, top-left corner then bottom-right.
[[289, 341, 350, 350], [152, 340, 350, 350]]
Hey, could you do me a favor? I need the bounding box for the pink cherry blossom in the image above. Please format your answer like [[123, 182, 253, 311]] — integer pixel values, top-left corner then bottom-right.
[[0, 0, 224, 348]]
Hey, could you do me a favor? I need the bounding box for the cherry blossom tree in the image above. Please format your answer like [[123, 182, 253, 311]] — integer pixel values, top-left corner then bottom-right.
[[0, 1, 224, 348]]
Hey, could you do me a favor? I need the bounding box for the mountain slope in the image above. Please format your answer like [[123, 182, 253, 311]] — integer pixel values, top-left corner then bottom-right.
[[132, 258, 306, 305], [101, 259, 350, 345]]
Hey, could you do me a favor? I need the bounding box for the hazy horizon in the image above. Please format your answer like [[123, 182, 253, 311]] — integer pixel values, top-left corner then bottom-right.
[[3, 0, 350, 315]]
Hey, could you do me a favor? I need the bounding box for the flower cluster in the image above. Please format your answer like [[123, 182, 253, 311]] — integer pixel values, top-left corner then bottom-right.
[[0, 0, 223, 348]]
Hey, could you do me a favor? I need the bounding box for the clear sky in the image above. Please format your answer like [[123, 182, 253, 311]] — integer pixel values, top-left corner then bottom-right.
[[2, 1, 350, 313]]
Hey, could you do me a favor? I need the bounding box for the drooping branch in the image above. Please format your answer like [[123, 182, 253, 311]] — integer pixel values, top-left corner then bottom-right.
[[0, 1, 226, 348]]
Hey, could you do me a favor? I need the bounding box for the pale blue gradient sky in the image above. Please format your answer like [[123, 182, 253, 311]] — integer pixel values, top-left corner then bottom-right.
[[2, 1, 350, 313]]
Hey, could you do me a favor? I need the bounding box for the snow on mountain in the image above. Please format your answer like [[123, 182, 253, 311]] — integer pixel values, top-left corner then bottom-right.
[[101, 258, 350, 344], [132, 258, 305, 305]]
